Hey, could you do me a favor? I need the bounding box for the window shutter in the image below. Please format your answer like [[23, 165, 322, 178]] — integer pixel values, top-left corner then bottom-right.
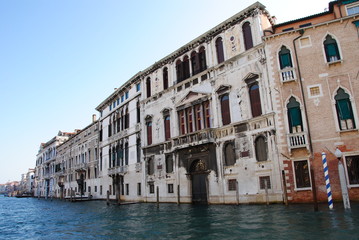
[[337, 99, 352, 120], [279, 53, 292, 69], [242, 22, 253, 50], [221, 95, 231, 125], [249, 84, 262, 117], [147, 122, 152, 145], [288, 107, 302, 128], [216, 37, 225, 64], [164, 116, 171, 140]]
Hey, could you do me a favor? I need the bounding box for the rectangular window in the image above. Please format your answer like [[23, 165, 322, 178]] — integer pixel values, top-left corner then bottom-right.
[[179, 110, 186, 135], [345, 155, 359, 185], [259, 176, 271, 190], [347, 3, 359, 16], [147, 122, 152, 145], [168, 184, 174, 193], [125, 91, 129, 99], [109, 185, 111, 195], [294, 160, 311, 189], [299, 36, 312, 48], [126, 183, 129, 195], [121, 95, 124, 102], [137, 183, 141, 196], [149, 183, 154, 194], [117, 98, 120, 105], [307, 84, 322, 98], [228, 179, 237, 191], [204, 101, 211, 128], [95, 186, 97, 192], [88, 186, 91, 193], [100, 185, 103, 195], [136, 83, 141, 92], [195, 104, 202, 131], [186, 108, 194, 133]]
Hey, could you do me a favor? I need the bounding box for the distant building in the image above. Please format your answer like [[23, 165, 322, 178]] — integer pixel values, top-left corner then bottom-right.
[[54, 116, 100, 199], [34, 131, 75, 198]]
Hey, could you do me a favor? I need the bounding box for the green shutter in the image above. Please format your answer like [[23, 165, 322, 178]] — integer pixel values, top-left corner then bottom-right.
[[280, 53, 292, 69], [289, 107, 302, 126], [337, 99, 353, 120]]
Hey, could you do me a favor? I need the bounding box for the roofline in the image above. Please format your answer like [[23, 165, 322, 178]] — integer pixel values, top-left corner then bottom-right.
[[95, 1, 272, 111], [273, 1, 337, 29]]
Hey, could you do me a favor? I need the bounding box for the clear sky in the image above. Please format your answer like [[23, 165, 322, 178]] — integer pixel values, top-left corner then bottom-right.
[[0, 0, 330, 183]]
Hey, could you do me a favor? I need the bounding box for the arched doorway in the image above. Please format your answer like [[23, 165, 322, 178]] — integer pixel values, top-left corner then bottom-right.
[[190, 159, 208, 204]]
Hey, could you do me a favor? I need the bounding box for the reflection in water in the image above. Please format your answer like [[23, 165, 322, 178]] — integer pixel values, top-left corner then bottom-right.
[[0, 196, 358, 240]]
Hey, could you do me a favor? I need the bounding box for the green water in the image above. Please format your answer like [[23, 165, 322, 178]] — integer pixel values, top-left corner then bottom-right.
[[0, 196, 358, 239]]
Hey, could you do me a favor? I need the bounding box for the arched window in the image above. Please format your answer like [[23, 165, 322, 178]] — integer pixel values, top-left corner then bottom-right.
[[165, 155, 173, 173], [183, 56, 190, 80], [279, 46, 293, 69], [224, 142, 236, 166], [249, 83, 262, 117], [221, 95, 231, 125], [176, 60, 183, 82], [324, 35, 341, 63], [164, 115, 171, 140], [242, 22, 253, 50], [255, 136, 267, 162], [335, 88, 355, 130], [287, 97, 303, 133], [191, 51, 199, 75], [147, 158, 154, 175], [146, 77, 151, 98], [215, 37, 225, 64], [163, 67, 169, 90], [199, 46, 207, 72]]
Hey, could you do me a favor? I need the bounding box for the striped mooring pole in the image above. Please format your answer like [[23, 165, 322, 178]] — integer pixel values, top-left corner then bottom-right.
[[322, 152, 333, 209]]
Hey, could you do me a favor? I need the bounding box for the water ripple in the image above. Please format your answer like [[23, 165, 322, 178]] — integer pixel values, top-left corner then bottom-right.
[[1, 196, 358, 239]]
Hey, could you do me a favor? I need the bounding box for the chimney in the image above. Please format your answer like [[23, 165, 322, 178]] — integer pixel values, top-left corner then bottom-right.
[[92, 114, 97, 123]]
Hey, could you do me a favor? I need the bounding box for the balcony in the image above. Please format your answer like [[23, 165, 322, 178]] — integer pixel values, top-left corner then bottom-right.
[[74, 163, 87, 172], [287, 131, 309, 152], [280, 67, 296, 82], [172, 129, 215, 149], [108, 165, 128, 176]]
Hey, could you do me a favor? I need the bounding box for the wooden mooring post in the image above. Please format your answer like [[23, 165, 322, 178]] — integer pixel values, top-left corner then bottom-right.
[[156, 186, 159, 208], [106, 190, 110, 206]]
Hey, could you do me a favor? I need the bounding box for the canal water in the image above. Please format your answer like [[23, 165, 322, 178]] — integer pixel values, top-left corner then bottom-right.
[[1, 196, 358, 240]]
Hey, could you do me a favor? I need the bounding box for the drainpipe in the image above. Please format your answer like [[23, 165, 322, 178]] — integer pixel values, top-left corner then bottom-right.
[[293, 29, 318, 211]]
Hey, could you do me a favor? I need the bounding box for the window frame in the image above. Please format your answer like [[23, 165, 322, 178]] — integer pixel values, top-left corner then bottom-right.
[[215, 37, 225, 64], [334, 88, 356, 131], [343, 154, 359, 187], [346, 2, 359, 16], [323, 34, 342, 64], [254, 135, 267, 162], [242, 21, 253, 50], [249, 83, 262, 118], [220, 94, 231, 126], [292, 159, 312, 190]]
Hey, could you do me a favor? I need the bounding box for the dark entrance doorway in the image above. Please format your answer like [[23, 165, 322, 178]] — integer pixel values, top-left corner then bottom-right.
[[190, 159, 208, 204]]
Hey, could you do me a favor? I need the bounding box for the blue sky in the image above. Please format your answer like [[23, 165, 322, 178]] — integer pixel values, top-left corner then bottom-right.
[[0, 0, 330, 183]]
